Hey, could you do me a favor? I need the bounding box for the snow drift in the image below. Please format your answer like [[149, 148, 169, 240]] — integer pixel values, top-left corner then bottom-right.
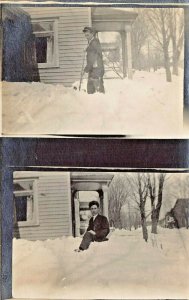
[[13, 227, 189, 299], [3, 69, 183, 136]]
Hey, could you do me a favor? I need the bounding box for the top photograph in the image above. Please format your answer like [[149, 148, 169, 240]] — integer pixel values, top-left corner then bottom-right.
[[2, 4, 189, 137]]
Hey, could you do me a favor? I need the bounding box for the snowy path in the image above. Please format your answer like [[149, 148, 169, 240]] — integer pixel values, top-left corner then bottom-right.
[[13, 228, 189, 299], [3, 70, 184, 136]]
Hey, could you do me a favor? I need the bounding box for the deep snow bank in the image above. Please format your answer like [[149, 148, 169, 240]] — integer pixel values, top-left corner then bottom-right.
[[13, 228, 189, 299], [3, 69, 183, 136]]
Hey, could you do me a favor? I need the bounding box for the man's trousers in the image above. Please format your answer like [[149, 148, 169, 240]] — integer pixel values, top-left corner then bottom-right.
[[79, 232, 95, 250], [79, 231, 108, 250], [87, 75, 105, 94]]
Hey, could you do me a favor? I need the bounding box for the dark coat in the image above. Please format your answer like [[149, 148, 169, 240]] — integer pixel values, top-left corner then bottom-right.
[[87, 214, 110, 241], [84, 37, 104, 78]]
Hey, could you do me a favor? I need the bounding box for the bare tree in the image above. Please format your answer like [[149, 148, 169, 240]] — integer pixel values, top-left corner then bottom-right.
[[147, 8, 172, 82], [131, 8, 149, 70], [127, 173, 149, 242], [148, 173, 166, 234], [120, 199, 141, 230], [166, 174, 189, 200], [108, 174, 129, 228], [168, 9, 184, 75]]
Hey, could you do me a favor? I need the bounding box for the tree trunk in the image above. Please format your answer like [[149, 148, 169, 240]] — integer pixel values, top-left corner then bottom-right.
[[164, 46, 172, 82], [151, 212, 158, 234], [141, 207, 148, 242], [114, 216, 122, 229], [172, 59, 179, 76], [151, 174, 165, 233], [141, 217, 148, 242], [172, 37, 179, 75], [160, 9, 172, 82]]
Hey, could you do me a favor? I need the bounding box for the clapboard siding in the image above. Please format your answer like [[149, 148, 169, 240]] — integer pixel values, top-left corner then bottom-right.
[[23, 7, 89, 17], [14, 173, 72, 240], [13, 230, 70, 240], [22, 7, 91, 86]]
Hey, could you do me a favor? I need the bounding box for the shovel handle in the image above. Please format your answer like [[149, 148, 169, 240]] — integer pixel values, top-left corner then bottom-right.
[[79, 51, 86, 91]]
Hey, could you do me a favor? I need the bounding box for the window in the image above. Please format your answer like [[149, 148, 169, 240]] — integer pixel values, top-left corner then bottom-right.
[[13, 179, 39, 227], [32, 19, 59, 68]]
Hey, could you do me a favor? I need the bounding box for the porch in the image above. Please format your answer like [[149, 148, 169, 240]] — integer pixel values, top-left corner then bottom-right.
[[71, 172, 114, 237], [92, 7, 138, 79]]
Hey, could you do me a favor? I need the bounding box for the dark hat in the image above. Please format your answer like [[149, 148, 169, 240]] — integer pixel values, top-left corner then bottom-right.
[[83, 26, 96, 34]]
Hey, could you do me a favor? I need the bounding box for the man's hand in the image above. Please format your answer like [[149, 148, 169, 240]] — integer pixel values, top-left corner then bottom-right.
[[84, 66, 90, 73], [88, 230, 96, 235]]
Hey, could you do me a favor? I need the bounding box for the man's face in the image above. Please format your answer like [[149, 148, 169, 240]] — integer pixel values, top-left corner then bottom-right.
[[84, 31, 94, 41], [90, 205, 99, 216]]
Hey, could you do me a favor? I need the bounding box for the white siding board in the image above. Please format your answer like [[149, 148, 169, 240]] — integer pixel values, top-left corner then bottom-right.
[[38, 180, 68, 183], [57, 38, 87, 42], [58, 46, 86, 51], [39, 198, 69, 201], [39, 214, 69, 219], [40, 219, 69, 224], [23, 7, 89, 16], [58, 30, 87, 34], [14, 231, 69, 241], [58, 53, 86, 58], [39, 207, 68, 212], [38, 191, 69, 195], [37, 69, 81, 74], [39, 176, 70, 181], [40, 195, 68, 204], [39, 197, 69, 202], [38, 180, 68, 184]]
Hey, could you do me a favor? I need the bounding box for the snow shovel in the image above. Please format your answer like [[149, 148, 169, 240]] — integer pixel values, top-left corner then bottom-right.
[[79, 51, 86, 91]]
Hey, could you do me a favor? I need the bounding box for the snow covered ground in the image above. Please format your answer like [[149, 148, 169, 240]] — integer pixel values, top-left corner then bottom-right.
[[13, 227, 189, 299], [3, 69, 184, 136]]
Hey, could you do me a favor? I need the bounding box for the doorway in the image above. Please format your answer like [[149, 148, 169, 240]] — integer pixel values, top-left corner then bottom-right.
[[73, 191, 101, 236]]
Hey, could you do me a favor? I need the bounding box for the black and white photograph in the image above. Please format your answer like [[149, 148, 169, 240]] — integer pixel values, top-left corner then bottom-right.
[[2, 5, 187, 136], [12, 170, 189, 299], [1, 1, 189, 300]]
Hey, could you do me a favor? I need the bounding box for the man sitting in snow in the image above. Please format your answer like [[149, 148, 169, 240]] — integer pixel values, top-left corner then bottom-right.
[[75, 201, 110, 252], [83, 27, 105, 94]]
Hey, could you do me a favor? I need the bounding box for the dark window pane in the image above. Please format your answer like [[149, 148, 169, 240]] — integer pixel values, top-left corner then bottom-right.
[[35, 37, 47, 63], [15, 196, 27, 221]]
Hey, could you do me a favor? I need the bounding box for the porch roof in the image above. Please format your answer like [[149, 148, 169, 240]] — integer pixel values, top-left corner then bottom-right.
[[92, 7, 138, 32], [71, 172, 114, 191]]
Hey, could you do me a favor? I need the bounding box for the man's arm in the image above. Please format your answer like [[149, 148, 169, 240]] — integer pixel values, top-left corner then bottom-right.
[[95, 217, 110, 238]]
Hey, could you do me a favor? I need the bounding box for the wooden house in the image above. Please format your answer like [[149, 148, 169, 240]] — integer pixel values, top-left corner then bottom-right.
[[13, 171, 114, 240], [18, 6, 138, 86]]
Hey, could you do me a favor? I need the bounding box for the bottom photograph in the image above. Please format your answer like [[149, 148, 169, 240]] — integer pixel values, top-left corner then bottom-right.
[[12, 170, 189, 299]]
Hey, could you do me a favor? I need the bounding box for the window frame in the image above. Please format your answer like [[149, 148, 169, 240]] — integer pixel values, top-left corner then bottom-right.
[[32, 18, 59, 69], [13, 178, 39, 227]]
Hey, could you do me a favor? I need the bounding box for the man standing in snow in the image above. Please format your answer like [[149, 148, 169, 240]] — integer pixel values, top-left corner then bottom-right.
[[82, 27, 105, 94], [75, 200, 110, 252]]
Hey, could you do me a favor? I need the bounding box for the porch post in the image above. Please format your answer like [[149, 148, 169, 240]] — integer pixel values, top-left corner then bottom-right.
[[121, 31, 127, 78], [102, 185, 109, 219], [74, 195, 80, 237], [125, 25, 133, 79], [98, 189, 104, 215]]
